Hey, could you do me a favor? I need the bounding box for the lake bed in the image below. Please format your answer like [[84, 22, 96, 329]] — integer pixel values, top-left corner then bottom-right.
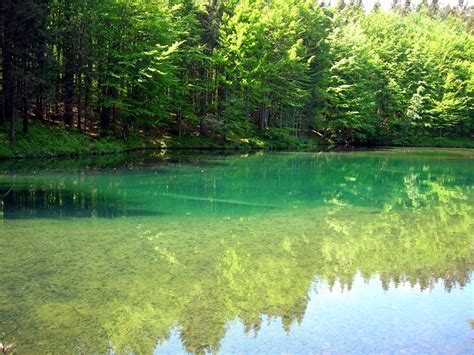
[[0, 148, 473, 353]]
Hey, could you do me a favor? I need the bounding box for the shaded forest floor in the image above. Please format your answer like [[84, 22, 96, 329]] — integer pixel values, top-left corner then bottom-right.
[[0, 122, 473, 160]]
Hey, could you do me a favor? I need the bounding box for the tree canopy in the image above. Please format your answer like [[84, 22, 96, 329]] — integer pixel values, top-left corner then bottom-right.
[[1, 0, 473, 148]]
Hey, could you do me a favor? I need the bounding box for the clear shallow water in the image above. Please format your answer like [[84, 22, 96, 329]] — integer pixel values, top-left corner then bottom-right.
[[0, 148, 473, 353]]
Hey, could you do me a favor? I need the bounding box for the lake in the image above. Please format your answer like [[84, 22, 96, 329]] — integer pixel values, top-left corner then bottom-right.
[[0, 148, 473, 353]]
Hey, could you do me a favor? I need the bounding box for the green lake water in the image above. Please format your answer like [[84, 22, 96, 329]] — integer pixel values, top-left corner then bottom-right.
[[0, 148, 473, 353]]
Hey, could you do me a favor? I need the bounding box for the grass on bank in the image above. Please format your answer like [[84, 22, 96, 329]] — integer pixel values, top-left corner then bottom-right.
[[0, 122, 472, 159], [0, 122, 317, 159]]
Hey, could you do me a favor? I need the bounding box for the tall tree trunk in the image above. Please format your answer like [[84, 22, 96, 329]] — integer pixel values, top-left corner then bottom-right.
[[22, 95, 28, 134], [35, 96, 44, 121], [9, 83, 17, 145], [198, 66, 207, 136], [77, 72, 82, 131], [84, 62, 92, 132], [33, 0, 48, 124], [258, 103, 269, 130], [110, 87, 117, 132], [100, 86, 111, 137], [63, 53, 74, 128], [63, 2, 74, 129], [199, 94, 206, 136], [0, 0, 6, 127], [2, 1, 16, 144], [100, 106, 111, 137], [21, 53, 28, 134], [0, 91, 3, 127]]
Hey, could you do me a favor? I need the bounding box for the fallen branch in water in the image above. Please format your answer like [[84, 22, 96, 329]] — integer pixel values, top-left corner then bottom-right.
[[157, 193, 279, 208], [1, 186, 13, 199]]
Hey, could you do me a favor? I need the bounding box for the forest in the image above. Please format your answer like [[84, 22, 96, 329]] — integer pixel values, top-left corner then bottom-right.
[[0, 0, 473, 156]]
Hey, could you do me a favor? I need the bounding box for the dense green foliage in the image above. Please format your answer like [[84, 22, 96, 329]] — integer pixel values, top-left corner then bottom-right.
[[1, 0, 473, 152]]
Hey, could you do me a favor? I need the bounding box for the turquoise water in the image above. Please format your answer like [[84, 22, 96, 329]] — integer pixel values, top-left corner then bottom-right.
[[0, 148, 473, 353]]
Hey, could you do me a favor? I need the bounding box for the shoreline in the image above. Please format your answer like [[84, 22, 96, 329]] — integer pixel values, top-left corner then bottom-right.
[[1, 144, 474, 163], [1, 123, 472, 161]]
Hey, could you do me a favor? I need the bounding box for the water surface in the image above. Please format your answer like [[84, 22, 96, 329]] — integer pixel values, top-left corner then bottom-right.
[[0, 148, 473, 353]]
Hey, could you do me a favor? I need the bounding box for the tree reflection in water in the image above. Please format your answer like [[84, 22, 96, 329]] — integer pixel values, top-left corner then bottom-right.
[[0, 149, 472, 353]]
